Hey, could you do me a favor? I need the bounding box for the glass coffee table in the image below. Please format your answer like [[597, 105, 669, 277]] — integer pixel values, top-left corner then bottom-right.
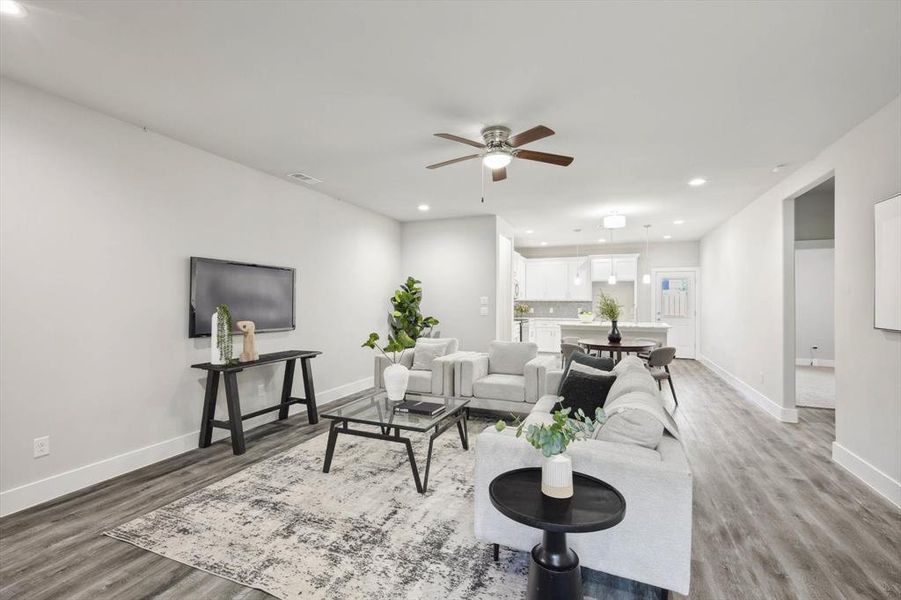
[[320, 390, 470, 493]]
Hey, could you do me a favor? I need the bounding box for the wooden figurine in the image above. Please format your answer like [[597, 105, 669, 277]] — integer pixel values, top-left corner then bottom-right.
[[236, 320, 259, 362]]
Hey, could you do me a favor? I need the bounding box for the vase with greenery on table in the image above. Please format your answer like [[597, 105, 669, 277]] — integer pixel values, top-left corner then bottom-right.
[[362, 331, 416, 400], [211, 304, 235, 365], [496, 407, 606, 498], [597, 293, 623, 343], [514, 303, 531, 318]]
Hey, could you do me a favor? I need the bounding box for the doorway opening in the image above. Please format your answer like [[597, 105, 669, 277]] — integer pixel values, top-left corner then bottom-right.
[[793, 177, 836, 409]]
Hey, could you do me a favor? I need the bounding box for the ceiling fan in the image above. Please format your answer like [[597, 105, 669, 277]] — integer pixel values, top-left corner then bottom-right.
[[426, 125, 574, 182]]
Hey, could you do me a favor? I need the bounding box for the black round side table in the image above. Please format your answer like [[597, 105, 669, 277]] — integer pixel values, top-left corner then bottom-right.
[[489, 467, 626, 600]]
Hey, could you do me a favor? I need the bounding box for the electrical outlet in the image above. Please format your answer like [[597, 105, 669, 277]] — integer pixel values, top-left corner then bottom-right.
[[479, 306, 489, 316], [480, 296, 489, 305], [529, 307, 534, 313], [549, 307, 554, 314], [33, 436, 50, 458]]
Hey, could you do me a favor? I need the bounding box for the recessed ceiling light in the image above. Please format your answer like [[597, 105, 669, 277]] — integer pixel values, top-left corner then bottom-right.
[[688, 178, 707, 187], [524, 229, 534, 234], [597, 238, 606, 243], [0, 0, 26, 16], [540, 241, 548, 246], [417, 204, 430, 211], [673, 220, 685, 225], [663, 235, 672, 239]]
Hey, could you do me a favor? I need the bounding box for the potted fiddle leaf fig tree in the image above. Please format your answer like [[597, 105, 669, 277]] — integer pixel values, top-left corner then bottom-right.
[[389, 276, 439, 340], [362, 330, 416, 400], [597, 292, 623, 343], [496, 407, 606, 498]]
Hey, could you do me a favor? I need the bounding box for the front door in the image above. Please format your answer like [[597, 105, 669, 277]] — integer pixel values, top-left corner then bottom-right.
[[653, 269, 698, 359]]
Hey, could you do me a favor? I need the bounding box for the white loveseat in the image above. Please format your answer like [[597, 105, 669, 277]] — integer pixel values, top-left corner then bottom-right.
[[455, 341, 559, 413], [473, 357, 693, 595]]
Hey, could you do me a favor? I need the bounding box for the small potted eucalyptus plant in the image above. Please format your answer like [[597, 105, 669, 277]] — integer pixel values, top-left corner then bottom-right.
[[496, 407, 606, 498], [597, 292, 623, 343], [362, 331, 416, 400]]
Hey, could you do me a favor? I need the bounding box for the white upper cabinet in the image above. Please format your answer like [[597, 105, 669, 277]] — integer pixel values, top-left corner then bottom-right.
[[523, 258, 592, 300], [590, 254, 639, 282]]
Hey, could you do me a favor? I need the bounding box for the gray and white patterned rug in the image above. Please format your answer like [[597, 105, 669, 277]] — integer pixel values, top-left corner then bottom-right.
[[106, 420, 659, 599]]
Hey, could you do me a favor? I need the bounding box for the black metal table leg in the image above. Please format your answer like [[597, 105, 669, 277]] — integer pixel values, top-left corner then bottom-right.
[[279, 359, 296, 420], [527, 530, 582, 600], [322, 420, 340, 473], [223, 372, 246, 455], [301, 357, 319, 424], [457, 411, 469, 450], [198, 371, 220, 448]]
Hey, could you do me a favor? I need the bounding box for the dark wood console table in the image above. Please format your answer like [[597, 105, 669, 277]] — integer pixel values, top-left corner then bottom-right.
[[191, 350, 321, 455]]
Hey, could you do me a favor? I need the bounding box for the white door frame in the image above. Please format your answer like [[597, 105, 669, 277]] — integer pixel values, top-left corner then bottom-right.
[[651, 267, 701, 359]]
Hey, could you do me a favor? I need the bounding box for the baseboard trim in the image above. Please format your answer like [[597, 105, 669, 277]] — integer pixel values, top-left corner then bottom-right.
[[832, 442, 901, 508], [697, 355, 799, 423], [794, 358, 836, 367], [0, 376, 373, 517]]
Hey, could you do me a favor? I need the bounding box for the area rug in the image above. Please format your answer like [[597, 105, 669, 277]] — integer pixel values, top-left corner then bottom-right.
[[106, 420, 658, 599]]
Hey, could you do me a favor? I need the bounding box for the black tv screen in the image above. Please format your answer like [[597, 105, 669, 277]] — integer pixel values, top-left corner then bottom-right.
[[189, 257, 295, 338]]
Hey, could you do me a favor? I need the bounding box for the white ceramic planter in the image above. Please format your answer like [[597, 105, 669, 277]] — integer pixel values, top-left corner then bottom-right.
[[541, 453, 574, 498], [383, 363, 410, 400]]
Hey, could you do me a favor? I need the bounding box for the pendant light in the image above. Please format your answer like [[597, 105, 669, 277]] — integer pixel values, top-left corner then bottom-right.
[[642, 224, 652, 284], [607, 228, 617, 285]]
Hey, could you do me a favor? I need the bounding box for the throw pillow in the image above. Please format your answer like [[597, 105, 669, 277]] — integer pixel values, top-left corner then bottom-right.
[[558, 351, 614, 395], [411, 340, 449, 370], [555, 369, 617, 416]]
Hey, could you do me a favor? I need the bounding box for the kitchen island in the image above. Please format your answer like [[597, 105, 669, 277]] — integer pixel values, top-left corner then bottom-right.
[[520, 318, 670, 352]]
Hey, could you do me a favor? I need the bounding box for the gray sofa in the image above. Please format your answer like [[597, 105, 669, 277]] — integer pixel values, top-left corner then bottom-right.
[[473, 356, 693, 595], [455, 341, 559, 413]]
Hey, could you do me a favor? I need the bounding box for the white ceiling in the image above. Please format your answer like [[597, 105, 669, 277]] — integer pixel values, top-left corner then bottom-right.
[[2, 1, 899, 245]]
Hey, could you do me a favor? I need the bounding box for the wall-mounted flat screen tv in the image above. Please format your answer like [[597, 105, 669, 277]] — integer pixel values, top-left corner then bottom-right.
[[189, 257, 295, 338]]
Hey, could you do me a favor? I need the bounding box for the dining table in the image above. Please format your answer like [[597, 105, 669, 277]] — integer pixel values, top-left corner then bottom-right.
[[577, 337, 658, 363]]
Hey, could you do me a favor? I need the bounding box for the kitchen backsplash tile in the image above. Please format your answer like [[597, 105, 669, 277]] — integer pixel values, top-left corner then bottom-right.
[[514, 301, 594, 318]]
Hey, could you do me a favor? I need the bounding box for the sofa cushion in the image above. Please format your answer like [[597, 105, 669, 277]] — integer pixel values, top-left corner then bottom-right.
[[613, 355, 648, 376], [555, 368, 617, 416], [407, 369, 433, 393], [598, 389, 681, 448], [558, 351, 614, 394], [488, 341, 538, 375], [606, 370, 660, 403], [473, 373, 526, 402], [412, 340, 449, 371]]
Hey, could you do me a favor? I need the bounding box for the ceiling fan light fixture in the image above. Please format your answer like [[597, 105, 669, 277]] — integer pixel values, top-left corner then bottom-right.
[[482, 150, 513, 170]]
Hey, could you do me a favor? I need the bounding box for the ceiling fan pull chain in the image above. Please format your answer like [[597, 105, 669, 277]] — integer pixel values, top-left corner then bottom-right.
[[480, 162, 485, 203]]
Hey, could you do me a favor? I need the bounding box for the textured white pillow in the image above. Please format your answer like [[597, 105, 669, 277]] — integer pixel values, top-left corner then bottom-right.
[[412, 340, 449, 370], [595, 405, 665, 449]]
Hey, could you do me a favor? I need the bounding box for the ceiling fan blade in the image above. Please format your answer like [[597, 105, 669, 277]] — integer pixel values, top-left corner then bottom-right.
[[515, 149, 574, 167], [434, 133, 486, 149], [492, 167, 508, 182], [507, 125, 555, 148], [426, 154, 480, 169]]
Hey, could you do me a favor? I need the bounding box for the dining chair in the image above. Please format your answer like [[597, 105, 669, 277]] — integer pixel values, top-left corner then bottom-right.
[[646, 346, 678, 408], [560, 342, 582, 368]]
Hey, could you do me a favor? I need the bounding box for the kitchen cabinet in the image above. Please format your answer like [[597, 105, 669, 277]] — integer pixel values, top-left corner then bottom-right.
[[523, 258, 591, 301], [527, 320, 562, 352], [590, 254, 639, 282]]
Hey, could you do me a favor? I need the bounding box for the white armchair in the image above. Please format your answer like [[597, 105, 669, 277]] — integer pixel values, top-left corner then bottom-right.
[[374, 337, 460, 396], [455, 341, 558, 412]]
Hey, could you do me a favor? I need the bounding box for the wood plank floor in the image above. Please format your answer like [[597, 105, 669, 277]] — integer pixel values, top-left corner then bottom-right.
[[1, 360, 898, 599]]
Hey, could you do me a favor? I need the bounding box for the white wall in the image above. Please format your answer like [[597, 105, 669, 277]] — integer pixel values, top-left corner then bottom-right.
[[519, 241, 699, 321], [700, 96, 901, 506], [795, 245, 835, 362], [401, 216, 500, 351], [0, 79, 401, 514]]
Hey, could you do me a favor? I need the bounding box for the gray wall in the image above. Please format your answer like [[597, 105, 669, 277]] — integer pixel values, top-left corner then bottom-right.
[[700, 96, 901, 505], [401, 216, 500, 352], [0, 79, 402, 512], [518, 241, 699, 322], [795, 244, 835, 361]]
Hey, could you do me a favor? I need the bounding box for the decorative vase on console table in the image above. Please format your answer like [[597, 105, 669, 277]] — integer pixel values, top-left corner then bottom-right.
[[211, 304, 234, 365], [607, 320, 622, 344]]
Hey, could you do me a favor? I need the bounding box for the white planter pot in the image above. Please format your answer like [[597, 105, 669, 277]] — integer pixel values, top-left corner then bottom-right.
[[541, 453, 574, 499], [383, 363, 410, 401]]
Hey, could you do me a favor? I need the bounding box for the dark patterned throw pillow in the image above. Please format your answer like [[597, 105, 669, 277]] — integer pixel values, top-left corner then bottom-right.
[[557, 351, 614, 395], [555, 368, 617, 416]]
